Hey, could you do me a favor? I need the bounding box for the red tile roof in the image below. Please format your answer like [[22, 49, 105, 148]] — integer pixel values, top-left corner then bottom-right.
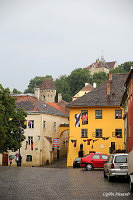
[[12, 95, 68, 117], [48, 100, 69, 114], [86, 60, 116, 70]]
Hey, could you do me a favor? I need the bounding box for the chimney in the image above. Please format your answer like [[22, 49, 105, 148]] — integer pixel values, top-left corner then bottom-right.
[[93, 82, 97, 88], [34, 87, 40, 100], [85, 83, 88, 87], [58, 93, 62, 102], [106, 80, 111, 95], [109, 73, 112, 81]]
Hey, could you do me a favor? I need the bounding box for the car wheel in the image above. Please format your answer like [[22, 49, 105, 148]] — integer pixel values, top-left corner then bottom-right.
[[130, 178, 133, 192], [86, 164, 93, 171], [73, 163, 76, 168], [104, 171, 107, 178]]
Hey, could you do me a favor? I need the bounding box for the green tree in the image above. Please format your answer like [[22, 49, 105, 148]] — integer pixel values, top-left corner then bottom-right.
[[120, 61, 133, 72], [12, 88, 22, 94], [0, 85, 27, 153], [24, 75, 52, 94], [92, 72, 108, 86], [67, 68, 92, 96], [111, 61, 133, 74], [55, 75, 72, 102]]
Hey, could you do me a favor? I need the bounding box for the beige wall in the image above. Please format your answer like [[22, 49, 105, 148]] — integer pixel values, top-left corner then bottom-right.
[[0, 113, 69, 167], [73, 91, 88, 101], [89, 67, 109, 75], [40, 89, 56, 103]]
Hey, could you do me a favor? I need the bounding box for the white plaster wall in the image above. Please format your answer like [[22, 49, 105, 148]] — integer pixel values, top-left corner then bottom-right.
[[0, 113, 69, 167]]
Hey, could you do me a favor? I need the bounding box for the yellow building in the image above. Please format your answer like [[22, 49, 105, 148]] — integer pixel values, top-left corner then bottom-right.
[[72, 83, 94, 101], [67, 73, 127, 167]]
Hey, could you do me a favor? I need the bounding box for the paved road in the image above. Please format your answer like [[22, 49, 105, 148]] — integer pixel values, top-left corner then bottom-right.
[[45, 156, 67, 168], [0, 167, 132, 200]]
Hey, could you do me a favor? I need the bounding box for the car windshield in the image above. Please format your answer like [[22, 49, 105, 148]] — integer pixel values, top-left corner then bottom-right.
[[114, 155, 127, 163]]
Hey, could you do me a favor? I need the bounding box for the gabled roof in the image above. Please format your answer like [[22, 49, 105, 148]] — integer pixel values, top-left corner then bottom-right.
[[48, 100, 69, 115], [86, 60, 117, 70], [106, 61, 117, 69], [86, 60, 109, 70], [40, 78, 56, 90], [67, 74, 128, 108], [81, 83, 94, 91], [13, 95, 68, 117]]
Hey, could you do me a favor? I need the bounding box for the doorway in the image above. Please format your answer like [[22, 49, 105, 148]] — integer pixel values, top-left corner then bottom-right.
[[2, 154, 8, 166]]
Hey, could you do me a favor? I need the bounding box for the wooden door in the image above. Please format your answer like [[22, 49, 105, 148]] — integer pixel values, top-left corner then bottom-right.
[[2, 154, 8, 166]]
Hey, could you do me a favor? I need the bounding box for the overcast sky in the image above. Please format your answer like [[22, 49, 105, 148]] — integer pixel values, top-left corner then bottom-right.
[[0, 0, 133, 92]]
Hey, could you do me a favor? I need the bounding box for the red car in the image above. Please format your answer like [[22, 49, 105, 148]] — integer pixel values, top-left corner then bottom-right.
[[81, 153, 108, 171]]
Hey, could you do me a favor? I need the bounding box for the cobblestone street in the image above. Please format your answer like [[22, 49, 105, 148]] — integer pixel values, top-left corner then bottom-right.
[[0, 166, 132, 200]]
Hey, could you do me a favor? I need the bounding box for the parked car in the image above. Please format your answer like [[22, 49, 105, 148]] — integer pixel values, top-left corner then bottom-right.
[[73, 158, 81, 168], [73, 154, 90, 168], [104, 153, 128, 181], [81, 153, 108, 171]]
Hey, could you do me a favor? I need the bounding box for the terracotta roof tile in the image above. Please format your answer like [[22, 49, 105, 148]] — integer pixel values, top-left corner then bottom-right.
[[48, 100, 69, 114], [13, 95, 68, 117]]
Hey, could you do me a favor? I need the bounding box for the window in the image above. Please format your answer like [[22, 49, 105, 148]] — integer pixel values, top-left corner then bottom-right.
[[92, 155, 100, 159], [81, 129, 88, 138], [96, 129, 102, 138], [26, 155, 32, 162], [95, 110, 102, 119], [114, 155, 127, 163], [81, 110, 88, 125], [43, 121, 46, 128], [28, 120, 34, 128], [115, 129, 122, 138], [102, 155, 108, 160], [28, 136, 33, 145], [54, 122, 56, 130], [115, 110, 122, 119]]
